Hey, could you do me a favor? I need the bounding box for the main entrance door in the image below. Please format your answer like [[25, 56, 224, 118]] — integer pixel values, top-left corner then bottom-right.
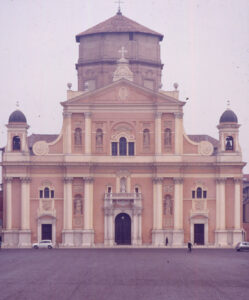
[[194, 224, 204, 245], [115, 213, 131, 245], [42, 224, 52, 240]]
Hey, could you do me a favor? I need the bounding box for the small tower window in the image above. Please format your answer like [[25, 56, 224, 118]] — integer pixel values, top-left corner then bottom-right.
[[13, 136, 21, 151], [197, 187, 202, 199], [225, 136, 234, 151], [112, 142, 118, 156], [129, 32, 134, 40]]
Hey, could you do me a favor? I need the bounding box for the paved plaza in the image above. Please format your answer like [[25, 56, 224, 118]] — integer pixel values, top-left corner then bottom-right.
[[0, 248, 248, 300]]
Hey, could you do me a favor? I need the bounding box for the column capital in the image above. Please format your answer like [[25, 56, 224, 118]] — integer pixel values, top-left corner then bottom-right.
[[84, 112, 92, 118], [64, 177, 73, 183], [63, 111, 72, 118], [234, 178, 242, 184], [174, 112, 183, 119], [84, 176, 94, 183], [155, 112, 162, 119], [174, 177, 184, 184], [152, 177, 163, 184], [4, 177, 13, 183], [20, 177, 31, 183], [216, 177, 226, 184]]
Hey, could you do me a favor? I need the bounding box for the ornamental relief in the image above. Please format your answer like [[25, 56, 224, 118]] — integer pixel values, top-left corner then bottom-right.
[[198, 141, 214, 156], [33, 141, 49, 156]]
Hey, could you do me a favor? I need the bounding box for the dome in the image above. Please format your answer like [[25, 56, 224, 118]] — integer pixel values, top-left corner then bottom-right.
[[219, 109, 238, 123], [8, 110, 27, 123]]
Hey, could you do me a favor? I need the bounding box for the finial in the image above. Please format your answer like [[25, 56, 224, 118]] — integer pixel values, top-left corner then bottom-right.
[[115, 0, 124, 15], [67, 82, 72, 90], [173, 82, 179, 91], [227, 100, 230, 110], [16, 101, 20, 108]]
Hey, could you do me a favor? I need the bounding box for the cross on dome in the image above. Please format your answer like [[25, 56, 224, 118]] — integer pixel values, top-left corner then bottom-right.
[[115, 0, 124, 14], [118, 46, 127, 60], [227, 100, 230, 109]]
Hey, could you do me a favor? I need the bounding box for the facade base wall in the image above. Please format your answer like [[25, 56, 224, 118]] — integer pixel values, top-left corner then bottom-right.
[[2, 230, 31, 248], [61, 229, 95, 247], [215, 230, 243, 246], [172, 229, 184, 246]]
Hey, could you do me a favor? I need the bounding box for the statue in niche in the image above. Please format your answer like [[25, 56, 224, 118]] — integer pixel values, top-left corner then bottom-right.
[[164, 195, 173, 215], [164, 128, 171, 146], [143, 129, 150, 146], [74, 198, 82, 215], [96, 129, 103, 146], [120, 177, 127, 193], [74, 128, 82, 145]]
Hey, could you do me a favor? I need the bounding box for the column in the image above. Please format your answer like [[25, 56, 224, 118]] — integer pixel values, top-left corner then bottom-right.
[[5, 177, 13, 230], [155, 112, 162, 155], [217, 178, 226, 230], [172, 177, 184, 246], [20, 177, 31, 230], [152, 177, 163, 230], [152, 177, 164, 245], [84, 177, 94, 230], [83, 177, 94, 246], [215, 178, 227, 246], [84, 112, 92, 154], [64, 177, 73, 230], [173, 178, 183, 230], [174, 112, 183, 154], [234, 178, 241, 230], [63, 112, 72, 154]]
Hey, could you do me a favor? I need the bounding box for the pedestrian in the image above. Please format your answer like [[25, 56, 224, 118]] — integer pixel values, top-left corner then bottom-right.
[[165, 237, 168, 246], [188, 241, 192, 252]]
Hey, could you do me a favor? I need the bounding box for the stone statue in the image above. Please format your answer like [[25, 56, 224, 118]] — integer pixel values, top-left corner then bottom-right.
[[75, 128, 82, 145], [164, 128, 171, 146]]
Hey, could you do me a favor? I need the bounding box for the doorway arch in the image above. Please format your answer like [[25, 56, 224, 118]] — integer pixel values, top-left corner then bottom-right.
[[115, 213, 131, 245]]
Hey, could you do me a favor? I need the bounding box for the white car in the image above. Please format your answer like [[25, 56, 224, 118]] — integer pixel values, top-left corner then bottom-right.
[[235, 241, 249, 251], [32, 240, 53, 249]]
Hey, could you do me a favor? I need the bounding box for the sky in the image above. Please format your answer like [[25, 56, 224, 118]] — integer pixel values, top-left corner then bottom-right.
[[0, 0, 248, 170]]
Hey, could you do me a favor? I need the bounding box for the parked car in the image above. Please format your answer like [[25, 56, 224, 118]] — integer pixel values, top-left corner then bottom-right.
[[235, 242, 249, 251], [32, 240, 53, 249]]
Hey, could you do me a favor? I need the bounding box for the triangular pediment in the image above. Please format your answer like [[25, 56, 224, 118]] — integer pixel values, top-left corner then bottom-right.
[[61, 79, 184, 108]]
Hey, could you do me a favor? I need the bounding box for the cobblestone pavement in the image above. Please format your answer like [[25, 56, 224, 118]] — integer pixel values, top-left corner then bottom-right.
[[0, 248, 249, 300]]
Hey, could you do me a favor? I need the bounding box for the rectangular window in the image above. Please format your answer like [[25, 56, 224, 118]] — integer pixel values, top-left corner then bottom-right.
[[203, 191, 207, 198], [128, 142, 134, 156], [112, 142, 118, 156], [192, 191, 195, 199], [129, 32, 133, 40], [40, 190, 43, 198], [51, 190, 54, 198]]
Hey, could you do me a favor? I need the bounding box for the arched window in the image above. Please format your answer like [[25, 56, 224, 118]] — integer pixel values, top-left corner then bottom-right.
[[74, 195, 83, 215], [225, 136, 234, 150], [39, 187, 54, 198], [13, 136, 21, 151], [74, 128, 82, 145], [143, 129, 150, 146], [96, 128, 103, 146], [119, 137, 127, 156], [197, 187, 202, 198], [192, 187, 207, 199], [120, 177, 127, 193], [164, 128, 172, 146], [44, 187, 50, 198]]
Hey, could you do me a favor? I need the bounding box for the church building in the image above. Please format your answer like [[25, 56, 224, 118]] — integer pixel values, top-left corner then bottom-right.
[[1, 11, 245, 248]]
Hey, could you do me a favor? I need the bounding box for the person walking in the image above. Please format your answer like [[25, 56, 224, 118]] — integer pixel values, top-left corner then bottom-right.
[[188, 241, 192, 252], [165, 237, 169, 246]]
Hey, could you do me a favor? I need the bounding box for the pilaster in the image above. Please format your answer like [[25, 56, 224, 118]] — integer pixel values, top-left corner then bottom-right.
[[63, 112, 72, 154], [174, 112, 183, 154], [84, 112, 92, 154], [155, 112, 162, 155]]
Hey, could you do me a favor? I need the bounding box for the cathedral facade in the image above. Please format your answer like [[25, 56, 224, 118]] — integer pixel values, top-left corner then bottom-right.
[[1, 12, 245, 248]]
